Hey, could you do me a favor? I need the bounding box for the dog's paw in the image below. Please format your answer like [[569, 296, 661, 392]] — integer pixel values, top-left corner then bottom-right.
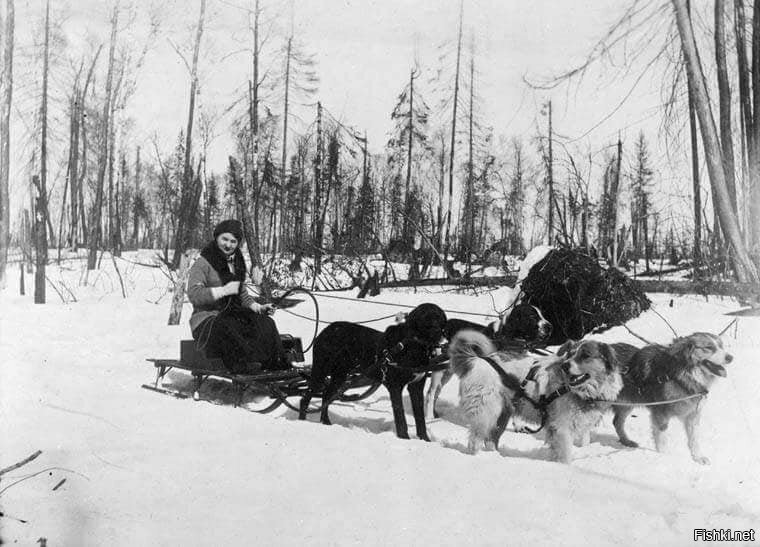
[[693, 455, 711, 465], [620, 438, 639, 448]]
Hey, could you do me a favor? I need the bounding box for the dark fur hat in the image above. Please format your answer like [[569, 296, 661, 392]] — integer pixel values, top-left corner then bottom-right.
[[213, 219, 243, 241]]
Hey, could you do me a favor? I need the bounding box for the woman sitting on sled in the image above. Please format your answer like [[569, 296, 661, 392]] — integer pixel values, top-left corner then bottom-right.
[[187, 219, 289, 374]]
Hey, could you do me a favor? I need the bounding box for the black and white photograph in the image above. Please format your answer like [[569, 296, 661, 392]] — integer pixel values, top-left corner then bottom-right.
[[1, 0, 759, 545]]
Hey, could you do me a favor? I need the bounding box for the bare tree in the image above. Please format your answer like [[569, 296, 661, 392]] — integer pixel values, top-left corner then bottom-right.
[[0, 0, 14, 289], [87, 4, 119, 270], [673, 0, 759, 282], [714, 0, 737, 213], [132, 145, 141, 247], [73, 46, 103, 249], [35, 0, 51, 303], [247, 0, 263, 268], [443, 0, 463, 275], [171, 0, 206, 269], [686, 50, 701, 271], [274, 29, 317, 261]]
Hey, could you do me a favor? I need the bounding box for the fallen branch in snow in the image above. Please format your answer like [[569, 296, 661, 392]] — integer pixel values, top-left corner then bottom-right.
[[0, 450, 42, 477], [115, 255, 164, 269], [634, 279, 760, 300], [0, 511, 28, 523], [0, 467, 90, 496]]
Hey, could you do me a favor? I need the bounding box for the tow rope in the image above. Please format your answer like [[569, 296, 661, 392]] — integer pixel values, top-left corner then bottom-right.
[[602, 392, 707, 406], [311, 292, 499, 319]]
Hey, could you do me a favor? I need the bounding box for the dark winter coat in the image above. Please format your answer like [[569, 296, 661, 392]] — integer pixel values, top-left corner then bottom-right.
[[186, 241, 257, 332]]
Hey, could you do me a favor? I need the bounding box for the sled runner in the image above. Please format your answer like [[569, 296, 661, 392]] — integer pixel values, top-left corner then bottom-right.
[[142, 336, 382, 413]]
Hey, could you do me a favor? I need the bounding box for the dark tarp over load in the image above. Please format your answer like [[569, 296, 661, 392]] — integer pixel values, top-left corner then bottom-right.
[[519, 248, 650, 344]]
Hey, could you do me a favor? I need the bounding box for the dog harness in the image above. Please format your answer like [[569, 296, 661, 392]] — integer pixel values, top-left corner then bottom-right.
[[481, 356, 573, 434], [374, 342, 449, 384]]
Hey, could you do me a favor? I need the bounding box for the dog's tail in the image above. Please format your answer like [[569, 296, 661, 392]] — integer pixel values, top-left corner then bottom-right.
[[448, 330, 497, 378]]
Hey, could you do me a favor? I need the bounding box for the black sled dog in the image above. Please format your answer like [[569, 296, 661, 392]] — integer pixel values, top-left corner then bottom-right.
[[299, 303, 447, 441]]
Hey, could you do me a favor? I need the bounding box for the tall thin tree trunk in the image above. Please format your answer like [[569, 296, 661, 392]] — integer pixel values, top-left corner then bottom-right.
[[403, 68, 415, 244], [674, 0, 759, 282], [0, 0, 14, 288], [715, 0, 737, 213], [466, 53, 475, 274], [132, 145, 140, 247], [734, 0, 753, 244], [246, 0, 262, 267], [67, 85, 80, 249], [610, 137, 622, 266], [276, 35, 292, 263], [547, 99, 554, 246], [172, 0, 206, 269], [313, 101, 322, 275], [87, 6, 118, 270], [437, 133, 444, 250], [107, 130, 113, 251], [246, 83, 260, 266], [687, 63, 702, 271], [750, 0, 760, 256], [444, 0, 463, 274], [114, 152, 124, 256], [35, 0, 51, 303], [76, 46, 101, 249], [56, 156, 69, 263]]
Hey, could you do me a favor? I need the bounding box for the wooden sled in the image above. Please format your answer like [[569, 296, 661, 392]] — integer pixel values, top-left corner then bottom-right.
[[143, 337, 381, 414]]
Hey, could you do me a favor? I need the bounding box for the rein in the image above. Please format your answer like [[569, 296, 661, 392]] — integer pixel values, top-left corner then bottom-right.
[[601, 392, 707, 406]]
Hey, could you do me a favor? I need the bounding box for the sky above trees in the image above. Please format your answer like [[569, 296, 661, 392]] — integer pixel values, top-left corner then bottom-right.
[[5, 0, 682, 224], [15, 0, 661, 168]]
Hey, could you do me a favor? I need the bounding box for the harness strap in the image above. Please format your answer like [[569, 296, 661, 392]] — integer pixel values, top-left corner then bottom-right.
[[375, 346, 449, 380], [482, 355, 527, 394], [520, 364, 542, 390], [480, 354, 583, 434], [538, 384, 572, 407]]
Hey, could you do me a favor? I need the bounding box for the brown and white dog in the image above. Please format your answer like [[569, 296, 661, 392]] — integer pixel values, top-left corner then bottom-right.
[[425, 303, 553, 420], [612, 332, 732, 465], [448, 330, 634, 463]]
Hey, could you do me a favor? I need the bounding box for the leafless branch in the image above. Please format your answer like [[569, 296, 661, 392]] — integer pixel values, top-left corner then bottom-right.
[[167, 37, 191, 73], [0, 450, 42, 477]]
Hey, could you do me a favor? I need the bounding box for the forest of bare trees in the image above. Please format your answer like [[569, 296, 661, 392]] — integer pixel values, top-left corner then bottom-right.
[[1, 0, 760, 301]]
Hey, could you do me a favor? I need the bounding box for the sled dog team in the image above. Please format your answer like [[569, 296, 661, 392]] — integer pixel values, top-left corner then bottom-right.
[[299, 301, 733, 465]]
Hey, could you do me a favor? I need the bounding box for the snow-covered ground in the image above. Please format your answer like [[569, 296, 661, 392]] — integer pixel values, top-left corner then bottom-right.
[[1, 253, 759, 546]]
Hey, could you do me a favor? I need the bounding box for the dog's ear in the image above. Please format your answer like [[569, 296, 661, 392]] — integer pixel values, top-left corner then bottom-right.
[[672, 336, 696, 365], [557, 340, 575, 357], [600, 344, 619, 372]]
